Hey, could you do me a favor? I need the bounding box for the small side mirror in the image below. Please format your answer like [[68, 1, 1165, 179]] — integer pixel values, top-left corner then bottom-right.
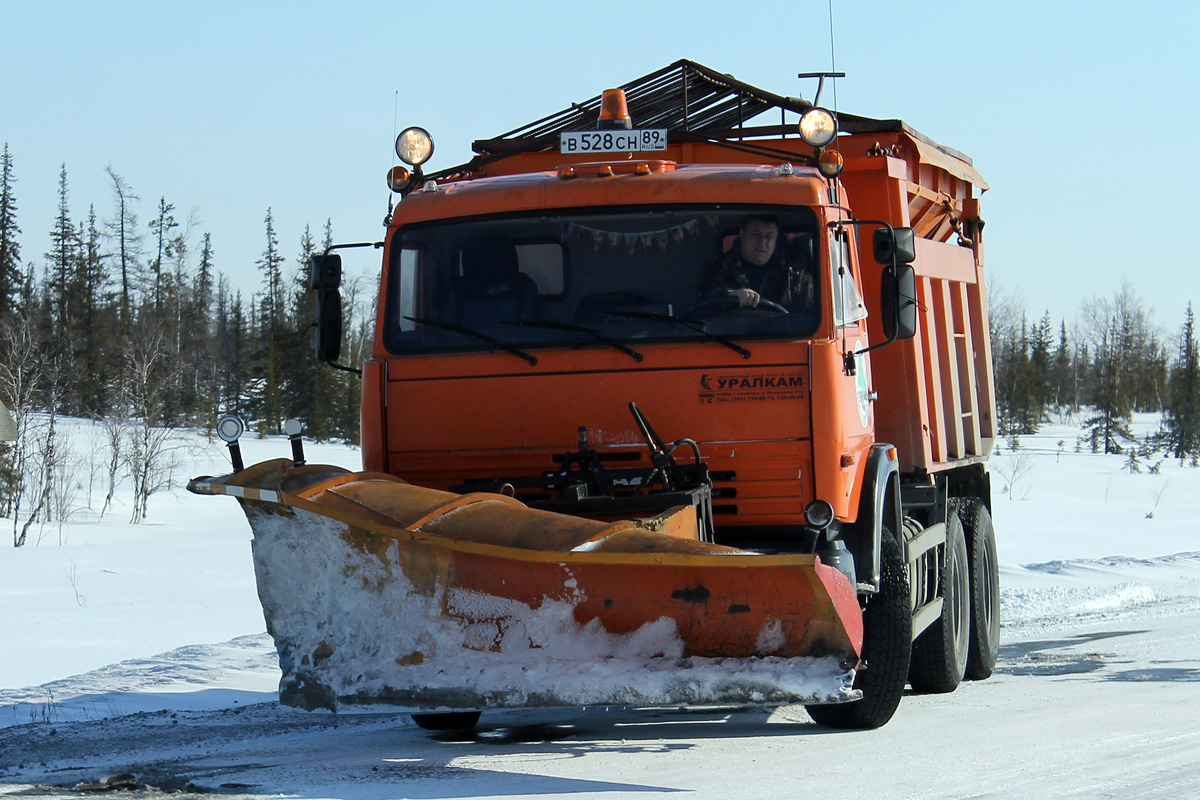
[[881, 263, 918, 340], [310, 253, 342, 292], [873, 227, 916, 266]]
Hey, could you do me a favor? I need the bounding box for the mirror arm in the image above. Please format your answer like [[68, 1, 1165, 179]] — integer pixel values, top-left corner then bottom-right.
[[828, 219, 910, 367]]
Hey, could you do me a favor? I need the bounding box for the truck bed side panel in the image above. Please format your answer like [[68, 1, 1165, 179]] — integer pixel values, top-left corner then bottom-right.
[[840, 141, 996, 474]]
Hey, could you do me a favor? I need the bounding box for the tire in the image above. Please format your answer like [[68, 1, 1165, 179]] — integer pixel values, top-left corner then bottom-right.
[[908, 509, 970, 693], [807, 526, 911, 729], [953, 498, 1000, 680], [411, 711, 482, 731]]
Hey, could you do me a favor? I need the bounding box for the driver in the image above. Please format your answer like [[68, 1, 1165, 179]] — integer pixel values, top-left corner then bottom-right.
[[697, 215, 814, 311]]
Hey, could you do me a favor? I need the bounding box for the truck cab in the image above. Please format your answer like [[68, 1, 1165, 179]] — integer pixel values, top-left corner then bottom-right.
[[364, 159, 882, 547]]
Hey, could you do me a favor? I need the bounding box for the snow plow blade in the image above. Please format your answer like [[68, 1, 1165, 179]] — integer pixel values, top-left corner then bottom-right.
[[189, 459, 863, 713]]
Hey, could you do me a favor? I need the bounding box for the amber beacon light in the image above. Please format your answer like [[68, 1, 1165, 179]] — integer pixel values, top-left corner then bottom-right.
[[818, 149, 844, 179], [597, 89, 632, 130]]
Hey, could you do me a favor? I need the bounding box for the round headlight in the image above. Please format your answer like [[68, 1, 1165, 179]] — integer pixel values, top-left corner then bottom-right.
[[216, 415, 245, 443], [799, 108, 838, 149], [396, 127, 435, 166]]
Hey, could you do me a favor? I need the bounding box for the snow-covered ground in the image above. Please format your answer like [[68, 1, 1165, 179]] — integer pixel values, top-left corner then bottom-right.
[[2, 414, 1198, 799]]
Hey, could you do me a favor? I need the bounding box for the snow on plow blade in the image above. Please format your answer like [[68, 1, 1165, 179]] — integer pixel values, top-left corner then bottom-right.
[[189, 459, 863, 713]]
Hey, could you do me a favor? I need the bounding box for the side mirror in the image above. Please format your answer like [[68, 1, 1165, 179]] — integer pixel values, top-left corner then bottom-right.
[[310, 253, 342, 292], [873, 227, 916, 266], [881, 263, 918, 340], [310, 254, 343, 363]]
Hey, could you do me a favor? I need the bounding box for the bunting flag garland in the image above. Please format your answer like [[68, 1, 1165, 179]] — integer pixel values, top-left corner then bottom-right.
[[559, 217, 724, 255]]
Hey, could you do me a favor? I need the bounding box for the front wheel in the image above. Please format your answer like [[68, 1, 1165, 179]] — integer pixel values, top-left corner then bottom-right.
[[807, 526, 911, 729]]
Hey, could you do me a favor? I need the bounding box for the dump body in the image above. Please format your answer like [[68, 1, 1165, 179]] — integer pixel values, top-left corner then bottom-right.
[[838, 132, 996, 474]]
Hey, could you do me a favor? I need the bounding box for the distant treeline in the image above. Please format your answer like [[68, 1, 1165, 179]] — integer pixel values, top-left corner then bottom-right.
[[0, 144, 366, 441], [990, 282, 1198, 462], [0, 141, 1197, 538]]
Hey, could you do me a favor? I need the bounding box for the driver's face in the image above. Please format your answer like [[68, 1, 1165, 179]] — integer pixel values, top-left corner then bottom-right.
[[740, 220, 778, 266]]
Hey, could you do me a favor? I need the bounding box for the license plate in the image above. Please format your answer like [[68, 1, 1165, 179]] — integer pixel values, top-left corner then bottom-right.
[[560, 129, 668, 154]]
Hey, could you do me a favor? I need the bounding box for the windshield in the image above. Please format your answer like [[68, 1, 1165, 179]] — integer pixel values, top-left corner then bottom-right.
[[382, 206, 822, 357]]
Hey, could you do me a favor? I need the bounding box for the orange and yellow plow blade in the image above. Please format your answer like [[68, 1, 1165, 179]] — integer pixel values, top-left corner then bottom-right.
[[190, 460, 863, 712]]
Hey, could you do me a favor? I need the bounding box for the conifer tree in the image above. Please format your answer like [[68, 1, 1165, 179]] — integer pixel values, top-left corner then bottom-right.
[[0, 143, 21, 321], [41, 166, 87, 416], [1081, 287, 1141, 453], [284, 224, 322, 436], [256, 209, 286, 433], [188, 233, 217, 426], [160, 212, 196, 422], [1051, 320, 1076, 416], [217, 282, 251, 419], [1030, 312, 1053, 414], [45, 165, 77, 332], [104, 167, 142, 330], [1165, 303, 1200, 463], [147, 196, 177, 316], [75, 206, 111, 415]]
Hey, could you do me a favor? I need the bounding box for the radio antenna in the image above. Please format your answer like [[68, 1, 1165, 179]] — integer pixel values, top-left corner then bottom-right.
[[392, 91, 400, 162], [385, 90, 399, 225], [827, 0, 839, 114]]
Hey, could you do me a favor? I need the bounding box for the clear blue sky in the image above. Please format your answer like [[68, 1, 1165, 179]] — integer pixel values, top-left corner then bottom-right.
[[4, 0, 1197, 334]]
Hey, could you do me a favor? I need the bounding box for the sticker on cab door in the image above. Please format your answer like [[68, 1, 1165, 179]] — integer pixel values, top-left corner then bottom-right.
[[698, 371, 806, 404], [854, 340, 872, 426]]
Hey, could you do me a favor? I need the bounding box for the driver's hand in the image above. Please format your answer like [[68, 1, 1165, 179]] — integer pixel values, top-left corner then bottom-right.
[[730, 288, 760, 308]]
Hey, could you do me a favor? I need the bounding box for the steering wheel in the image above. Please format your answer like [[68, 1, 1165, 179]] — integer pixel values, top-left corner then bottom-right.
[[684, 295, 790, 318]]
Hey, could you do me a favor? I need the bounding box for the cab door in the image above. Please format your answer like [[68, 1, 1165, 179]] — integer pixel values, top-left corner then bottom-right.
[[813, 223, 876, 519]]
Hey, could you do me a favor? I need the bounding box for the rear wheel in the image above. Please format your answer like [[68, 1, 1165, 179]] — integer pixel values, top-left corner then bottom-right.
[[953, 498, 1000, 680], [807, 526, 911, 729], [909, 509, 970, 693], [411, 711, 482, 731]]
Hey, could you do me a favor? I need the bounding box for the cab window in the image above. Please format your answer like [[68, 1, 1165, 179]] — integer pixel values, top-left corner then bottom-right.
[[383, 206, 823, 356]]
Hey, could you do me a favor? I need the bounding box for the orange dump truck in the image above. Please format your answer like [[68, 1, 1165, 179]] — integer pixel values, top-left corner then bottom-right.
[[192, 60, 999, 730]]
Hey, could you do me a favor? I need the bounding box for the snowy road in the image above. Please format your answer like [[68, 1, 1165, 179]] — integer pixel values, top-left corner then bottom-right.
[[4, 418, 1199, 798], [4, 593, 1198, 800]]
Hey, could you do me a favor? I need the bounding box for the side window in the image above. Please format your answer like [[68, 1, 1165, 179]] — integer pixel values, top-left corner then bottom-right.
[[397, 247, 418, 331], [830, 229, 867, 326]]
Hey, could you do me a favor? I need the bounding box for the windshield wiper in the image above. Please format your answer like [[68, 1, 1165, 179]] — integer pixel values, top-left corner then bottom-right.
[[608, 310, 751, 360], [403, 316, 537, 366], [503, 320, 644, 363]]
